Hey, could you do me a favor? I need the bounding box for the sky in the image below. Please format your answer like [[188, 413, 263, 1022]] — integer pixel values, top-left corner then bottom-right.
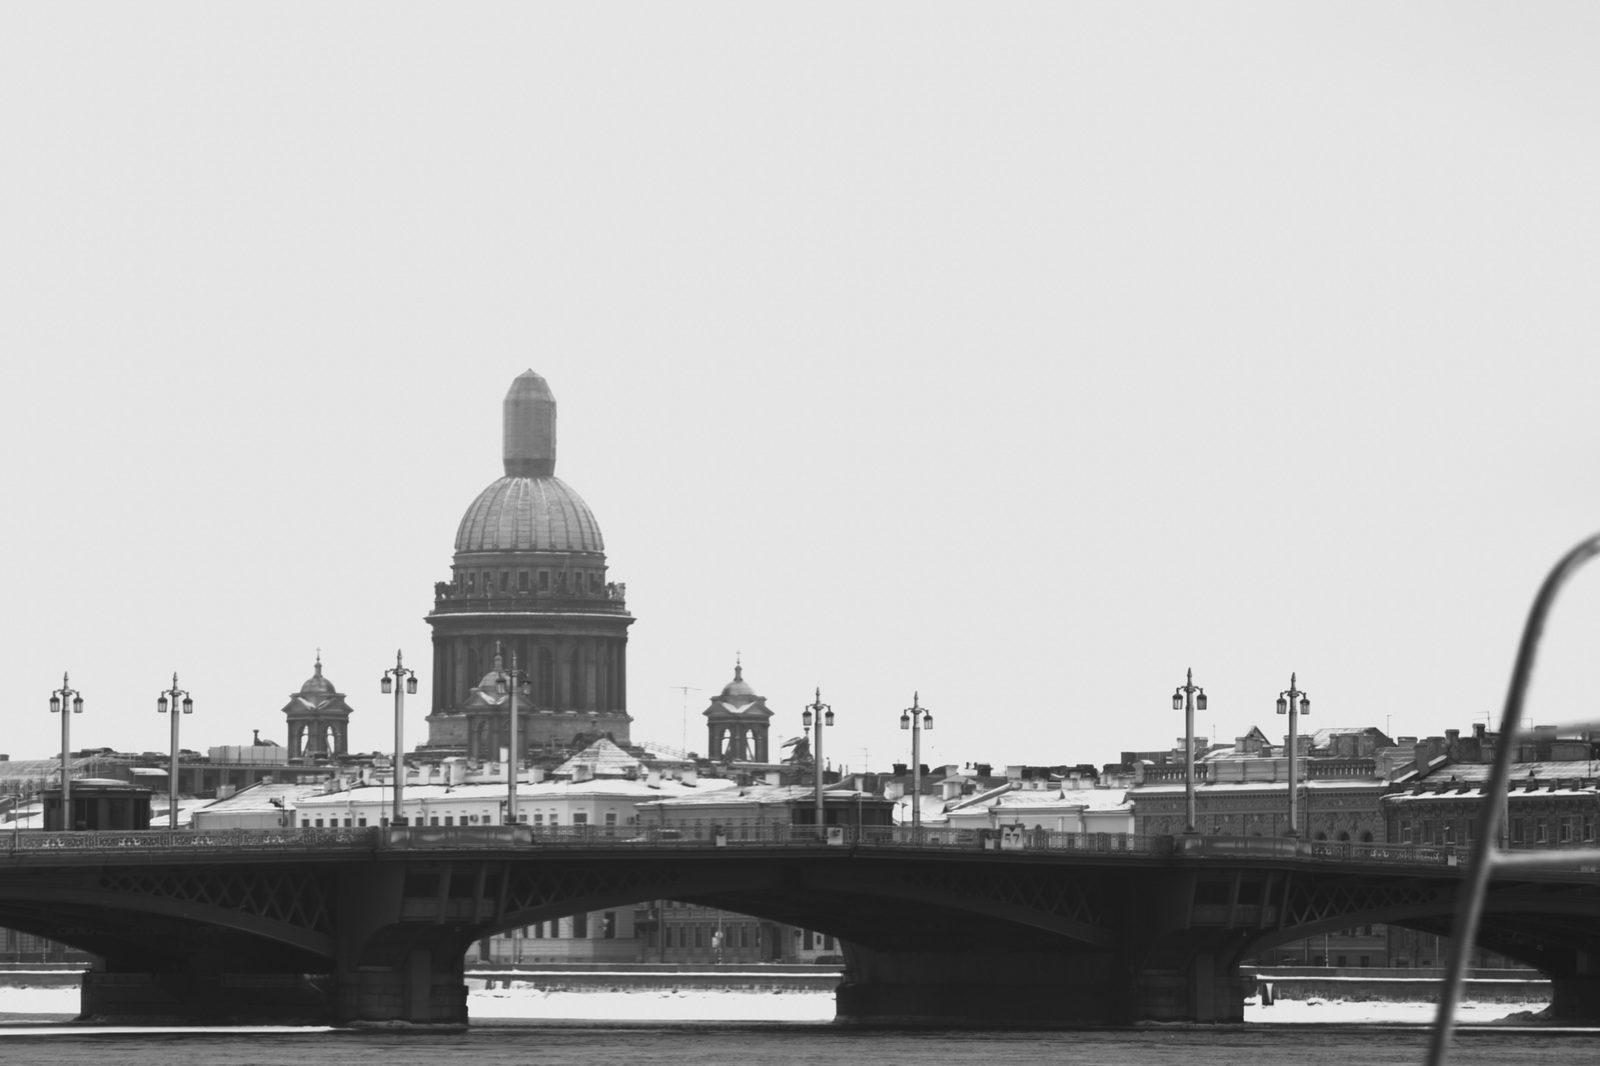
[[4, 4, 1600, 776]]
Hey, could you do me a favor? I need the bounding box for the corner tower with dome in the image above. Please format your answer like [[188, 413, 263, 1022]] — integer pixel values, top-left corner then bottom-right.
[[424, 371, 634, 759]]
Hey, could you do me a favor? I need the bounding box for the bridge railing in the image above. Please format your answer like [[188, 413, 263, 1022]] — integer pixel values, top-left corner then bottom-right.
[[2, 827, 380, 856], [1174, 834, 1466, 867], [0, 824, 1486, 868]]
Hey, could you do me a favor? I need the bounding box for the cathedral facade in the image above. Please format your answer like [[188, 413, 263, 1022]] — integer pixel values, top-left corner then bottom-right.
[[424, 371, 634, 758]]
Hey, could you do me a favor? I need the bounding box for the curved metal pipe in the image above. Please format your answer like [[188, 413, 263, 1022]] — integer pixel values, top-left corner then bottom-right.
[[1426, 531, 1600, 1066]]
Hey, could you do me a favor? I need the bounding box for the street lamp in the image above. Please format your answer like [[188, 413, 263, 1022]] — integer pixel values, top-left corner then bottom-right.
[[1172, 668, 1208, 835], [899, 693, 933, 835], [802, 689, 833, 838], [156, 675, 193, 830], [1276, 672, 1311, 836], [493, 643, 527, 826], [48, 674, 83, 829], [380, 650, 418, 827]]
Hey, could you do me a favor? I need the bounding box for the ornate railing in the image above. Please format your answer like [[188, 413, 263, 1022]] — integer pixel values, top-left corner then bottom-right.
[[4, 827, 379, 855], [430, 582, 628, 613], [1139, 765, 1209, 784]]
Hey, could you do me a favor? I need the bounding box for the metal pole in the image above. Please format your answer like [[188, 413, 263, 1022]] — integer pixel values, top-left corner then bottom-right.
[[804, 689, 830, 840], [170, 680, 180, 826], [158, 674, 190, 828], [1426, 531, 1600, 1066], [394, 652, 406, 826], [1280, 673, 1308, 837], [60, 677, 72, 825], [1185, 681, 1195, 834], [508, 648, 520, 825], [1174, 669, 1205, 835], [912, 701, 922, 835]]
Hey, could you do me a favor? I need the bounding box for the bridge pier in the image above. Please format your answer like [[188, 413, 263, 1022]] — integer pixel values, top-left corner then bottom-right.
[[1548, 975, 1600, 1019], [334, 948, 468, 1026], [835, 945, 1247, 1025]]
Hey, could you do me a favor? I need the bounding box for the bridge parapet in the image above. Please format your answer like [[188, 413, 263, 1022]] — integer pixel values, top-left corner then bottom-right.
[[0, 824, 1486, 868]]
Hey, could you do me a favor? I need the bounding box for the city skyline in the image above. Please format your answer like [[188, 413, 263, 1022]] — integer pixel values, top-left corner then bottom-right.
[[5, 7, 1600, 772]]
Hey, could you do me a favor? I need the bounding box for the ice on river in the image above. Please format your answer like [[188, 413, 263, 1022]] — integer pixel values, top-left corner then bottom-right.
[[0, 983, 1549, 1026]]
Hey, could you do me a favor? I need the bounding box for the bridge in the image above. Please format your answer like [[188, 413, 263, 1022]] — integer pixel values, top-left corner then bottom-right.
[[2, 825, 1596, 1026]]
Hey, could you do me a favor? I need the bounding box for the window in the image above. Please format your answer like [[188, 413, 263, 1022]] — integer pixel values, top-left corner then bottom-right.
[[1337, 955, 1347, 967], [694, 926, 704, 948], [444, 816, 453, 826], [357, 817, 367, 827], [532, 921, 543, 939], [482, 571, 491, 591], [344, 818, 352, 827], [500, 570, 510, 592], [557, 571, 567, 591], [603, 912, 616, 939], [314, 818, 324, 827], [574, 813, 588, 827], [1511, 818, 1524, 844], [518, 571, 529, 592], [1360, 955, 1371, 967], [1561, 817, 1573, 843], [739, 926, 750, 949], [573, 913, 588, 938], [533, 813, 543, 826], [605, 812, 617, 835], [301, 819, 310, 828], [1401, 822, 1412, 844], [1537, 819, 1549, 844], [1586, 817, 1595, 842], [538, 571, 549, 591], [429, 816, 438, 826], [468, 572, 476, 593]]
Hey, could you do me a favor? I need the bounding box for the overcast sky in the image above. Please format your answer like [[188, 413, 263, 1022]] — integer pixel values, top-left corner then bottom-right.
[[4, 5, 1599, 775]]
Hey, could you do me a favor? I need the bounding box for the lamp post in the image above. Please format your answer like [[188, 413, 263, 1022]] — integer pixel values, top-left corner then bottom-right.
[[48, 674, 83, 829], [493, 643, 527, 825], [1172, 669, 1208, 835], [1276, 673, 1311, 836], [802, 689, 833, 838], [381, 650, 418, 826], [900, 693, 933, 835], [156, 675, 193, 829]]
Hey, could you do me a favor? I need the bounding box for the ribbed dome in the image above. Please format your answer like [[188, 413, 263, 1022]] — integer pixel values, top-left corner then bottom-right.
[[299, 657, 336, 696], [719, 663, 757, 702], [454, 475, 605, 554]]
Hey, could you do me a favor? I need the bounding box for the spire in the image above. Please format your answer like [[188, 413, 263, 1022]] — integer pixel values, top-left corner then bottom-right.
[[314, 649, 323, 678], [503, 369, 557, 477], [734, 651, 743, 682]]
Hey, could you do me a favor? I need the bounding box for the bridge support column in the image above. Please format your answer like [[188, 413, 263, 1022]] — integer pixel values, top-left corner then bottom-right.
[[1549, 975, 1600, 1020], [334, 946, 468, 1026], [1130, 952, 1248, 1023]]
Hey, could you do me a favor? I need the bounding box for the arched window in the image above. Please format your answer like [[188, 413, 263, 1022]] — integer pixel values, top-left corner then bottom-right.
[[1337, 831, 1350, 842], [1360, 830, 1373, 843]]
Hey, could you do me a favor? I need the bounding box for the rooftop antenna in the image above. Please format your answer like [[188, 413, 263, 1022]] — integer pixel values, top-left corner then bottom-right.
[[668, 685, 702, 750]]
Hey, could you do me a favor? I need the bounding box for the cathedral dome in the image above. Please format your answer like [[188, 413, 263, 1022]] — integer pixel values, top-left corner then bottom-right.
[[454, 476, 606, 555]]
